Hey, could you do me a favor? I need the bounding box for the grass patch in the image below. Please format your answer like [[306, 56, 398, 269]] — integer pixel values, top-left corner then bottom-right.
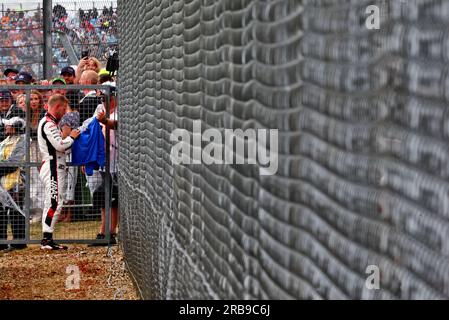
[[30, 220, 101, 240]]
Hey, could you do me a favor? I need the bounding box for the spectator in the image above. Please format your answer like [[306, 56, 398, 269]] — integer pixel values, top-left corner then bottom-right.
[[60, 66, 76, 84], [79, 9, 85, 21], [3, 68, 19, 82], [16, 94, 26, 113], [38, 86, 53, 109], [28, 90, 45, 224], [11, 71, 33, 99], [0, 88, 25, 124], [78, 70, 101, 123], [98, 68, 114, 84], [53, 4, 67, 20], [1, 15, 10, 26], [14, 71, 33, 85], [2, 89, 43, 224], [0, 90, 14, 141], [29, 90, 45, 133], [76, 57, 101, 83], [58, 95, 81, 223], [5, 92, 26, 120], [0, 90, 13, 119], [0, 117, 27, 252], [61, 66, 83, 112], [89, 82, 118, 246], [51, 77, 67, 96]]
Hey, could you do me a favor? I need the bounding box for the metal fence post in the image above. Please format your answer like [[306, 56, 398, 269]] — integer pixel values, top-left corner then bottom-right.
[[24, 89, 31, 242], [43, 0, 53, 79], [104, 87, 111, 244]]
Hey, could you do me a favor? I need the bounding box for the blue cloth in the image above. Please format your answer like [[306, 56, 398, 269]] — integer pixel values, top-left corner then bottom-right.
[[72, 118, 105, 176]]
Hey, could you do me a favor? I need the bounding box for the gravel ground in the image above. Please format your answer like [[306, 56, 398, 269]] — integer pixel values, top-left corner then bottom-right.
[[0, 244, 140, 300]]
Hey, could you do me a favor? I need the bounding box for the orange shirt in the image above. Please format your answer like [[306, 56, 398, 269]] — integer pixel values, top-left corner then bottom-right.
[[1, 16, 10, 25]]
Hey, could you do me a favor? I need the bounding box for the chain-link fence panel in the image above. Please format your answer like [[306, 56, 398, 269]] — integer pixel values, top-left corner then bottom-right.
[[0, 84, 114, 246], [118, 0, 449, 299]]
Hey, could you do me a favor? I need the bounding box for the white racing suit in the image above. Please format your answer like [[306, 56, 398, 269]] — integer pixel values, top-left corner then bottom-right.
[[37, 113, 75, 235]]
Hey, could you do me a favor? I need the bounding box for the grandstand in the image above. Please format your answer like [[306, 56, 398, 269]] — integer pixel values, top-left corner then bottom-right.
[[0, 1, 117, 79]]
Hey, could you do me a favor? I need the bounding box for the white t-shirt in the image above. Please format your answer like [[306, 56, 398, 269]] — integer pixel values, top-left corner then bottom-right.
[[94, 104, 117, 174]]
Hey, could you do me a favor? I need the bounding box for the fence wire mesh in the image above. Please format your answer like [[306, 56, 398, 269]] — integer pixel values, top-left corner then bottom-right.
[[118, 0, 449, 299], [0, 84, 113, 246]]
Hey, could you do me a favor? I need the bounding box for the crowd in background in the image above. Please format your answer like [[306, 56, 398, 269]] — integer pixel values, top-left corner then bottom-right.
[[0, 3, 118, 79], [52, 4, 118, 72], [0, 9, 42, 77]]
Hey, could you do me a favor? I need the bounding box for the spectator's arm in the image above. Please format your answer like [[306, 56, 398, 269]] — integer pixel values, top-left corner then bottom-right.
[[96, 110, 117, 130], [75, 57, 89, 83]]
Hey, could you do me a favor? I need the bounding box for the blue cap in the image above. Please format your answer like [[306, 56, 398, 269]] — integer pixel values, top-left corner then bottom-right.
[[0, 90, 12, 100], [15, 71, 32, 84], [60, 66, 76, 77]]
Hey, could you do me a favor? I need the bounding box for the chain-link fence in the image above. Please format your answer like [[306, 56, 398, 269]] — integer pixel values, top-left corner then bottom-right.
[[0, 84, 114, 247], [118, 0, 449, 299]]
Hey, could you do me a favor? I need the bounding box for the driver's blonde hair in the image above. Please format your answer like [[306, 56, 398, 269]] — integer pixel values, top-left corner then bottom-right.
[[48, 94, 69, 108]]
